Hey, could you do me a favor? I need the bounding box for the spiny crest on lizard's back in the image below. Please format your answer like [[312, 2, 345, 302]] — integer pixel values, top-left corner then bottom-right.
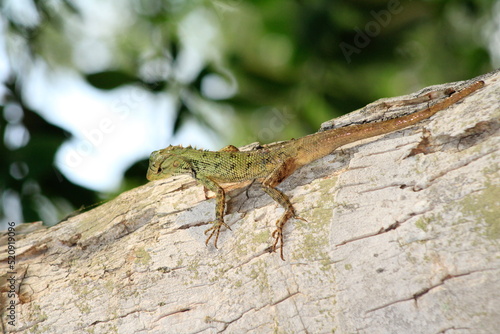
[[159, 145, 200, 155]]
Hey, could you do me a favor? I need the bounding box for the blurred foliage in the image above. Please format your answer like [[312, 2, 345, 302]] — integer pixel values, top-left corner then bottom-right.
[[0, 78, 97, 224], [0, 0, 496, 226]]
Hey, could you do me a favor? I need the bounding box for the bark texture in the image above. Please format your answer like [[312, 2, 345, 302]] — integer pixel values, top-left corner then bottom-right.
[[1, 70, 499, 334]]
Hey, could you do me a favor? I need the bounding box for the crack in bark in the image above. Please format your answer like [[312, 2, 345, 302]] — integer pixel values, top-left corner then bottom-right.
[[358, 182, 413, 194], [407, 118, 500, 158], [216, 307, 256, 333], [84, 307, 154, 330], [435, 326, 472, 334], [156, 265, 185, 273], [366, 268, 498, 314], [217, 292, 301, 333], [425, 148, 499, 187], [177, 221, 211, 230], [270, 291, 300, 306], [160, 307, 192, 318], [229, 248, 276, 271], [336, 219, 404, 247]]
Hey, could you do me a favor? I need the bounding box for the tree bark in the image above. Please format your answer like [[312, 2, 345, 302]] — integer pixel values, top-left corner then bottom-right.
[[1, 70, 499, 334]]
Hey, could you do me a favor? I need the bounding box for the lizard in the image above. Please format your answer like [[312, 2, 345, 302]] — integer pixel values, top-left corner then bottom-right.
[[147, 80, 484, 260]]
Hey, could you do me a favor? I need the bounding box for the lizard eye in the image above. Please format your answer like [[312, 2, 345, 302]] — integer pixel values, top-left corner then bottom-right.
[[173, 161, 180, 167]]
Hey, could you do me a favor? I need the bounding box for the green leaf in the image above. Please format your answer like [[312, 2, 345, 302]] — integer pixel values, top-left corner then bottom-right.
[[86, 71, 139, 90]]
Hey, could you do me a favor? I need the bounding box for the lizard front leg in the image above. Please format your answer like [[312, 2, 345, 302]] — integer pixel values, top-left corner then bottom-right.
[[261, 158, 305, 260], [197, 176, 231, 249]]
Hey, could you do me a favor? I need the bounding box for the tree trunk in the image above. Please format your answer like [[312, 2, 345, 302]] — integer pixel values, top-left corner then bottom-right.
[[1, 70, 499, 334]]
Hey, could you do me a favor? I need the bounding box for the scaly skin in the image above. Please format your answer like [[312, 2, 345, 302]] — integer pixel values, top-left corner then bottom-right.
[[147, 80, 484, 260]]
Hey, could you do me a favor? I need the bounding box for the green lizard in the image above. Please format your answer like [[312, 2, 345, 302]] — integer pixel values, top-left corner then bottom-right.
[[147, 80, 484, 260]]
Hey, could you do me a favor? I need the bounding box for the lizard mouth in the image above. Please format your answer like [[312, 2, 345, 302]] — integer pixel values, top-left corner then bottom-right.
[[146, 164, 161, 180]]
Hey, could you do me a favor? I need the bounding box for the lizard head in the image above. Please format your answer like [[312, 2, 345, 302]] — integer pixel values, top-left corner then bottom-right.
[[146, 146, 193, 181]]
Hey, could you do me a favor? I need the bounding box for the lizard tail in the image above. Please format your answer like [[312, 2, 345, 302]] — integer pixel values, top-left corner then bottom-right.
[[295, 80, 485, 166]]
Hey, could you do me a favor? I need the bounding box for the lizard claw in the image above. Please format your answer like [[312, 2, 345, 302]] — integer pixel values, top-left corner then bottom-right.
[[270, 214, 307, 261], [204, 220, 231, 249], [294, 215, 307, 222], [271, 228, 285, 261]]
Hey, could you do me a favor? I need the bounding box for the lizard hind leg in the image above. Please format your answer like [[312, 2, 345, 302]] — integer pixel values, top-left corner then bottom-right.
[[261, 159, 306, 260]]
